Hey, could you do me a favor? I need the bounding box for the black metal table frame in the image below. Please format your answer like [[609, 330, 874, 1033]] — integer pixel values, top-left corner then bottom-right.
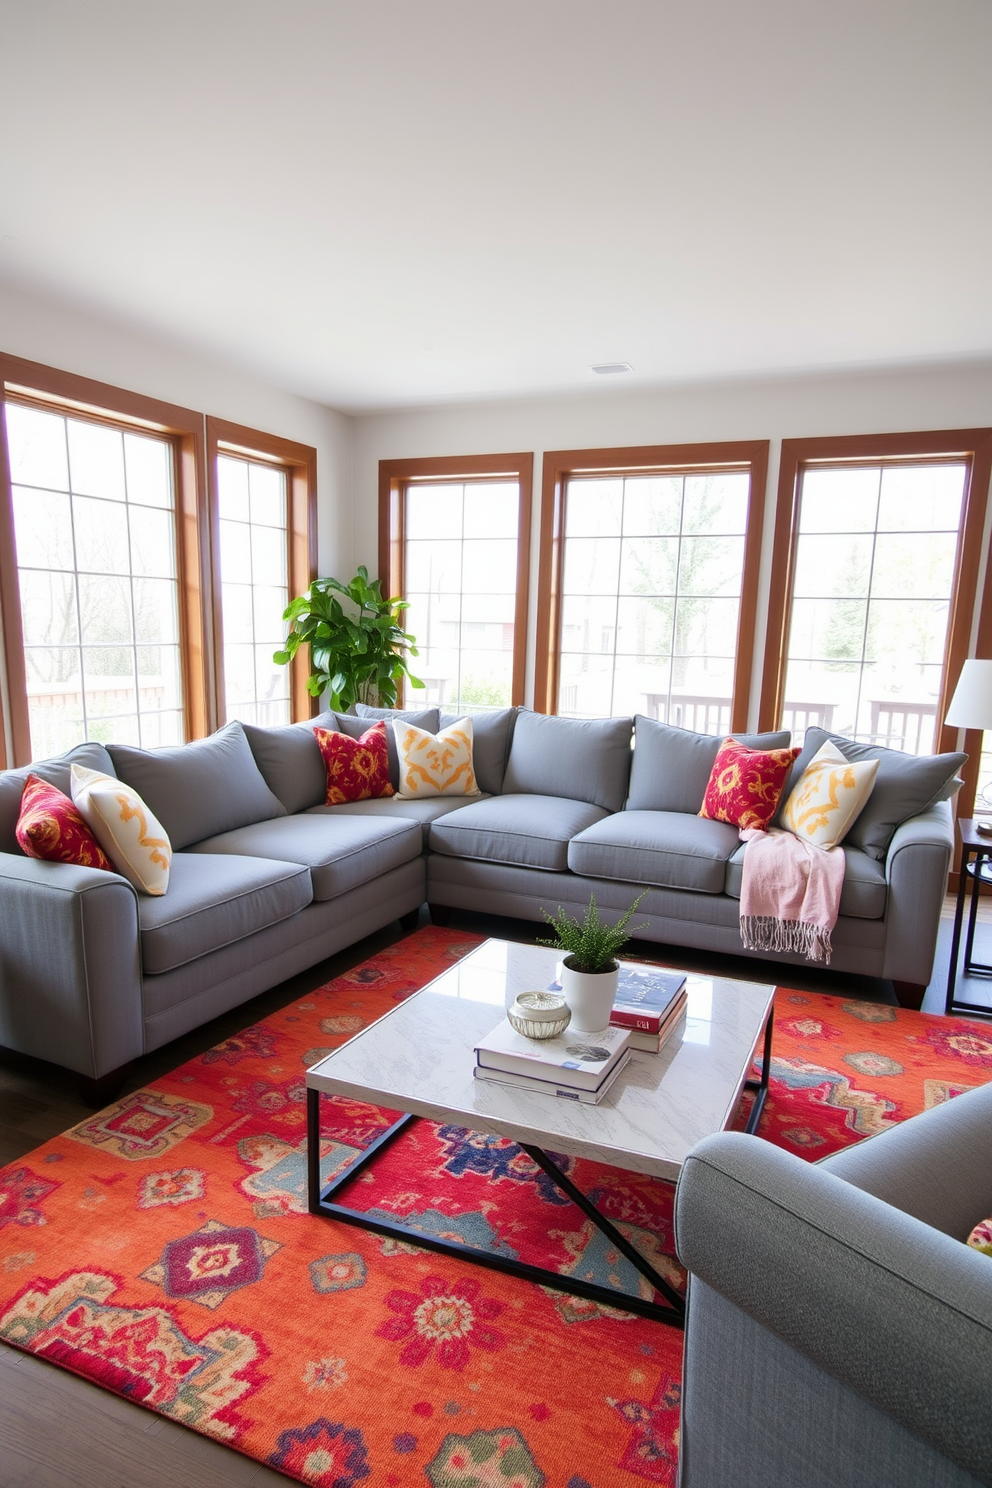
[[307, 1010, 774, 1329], [945, 835, 992, 1018]]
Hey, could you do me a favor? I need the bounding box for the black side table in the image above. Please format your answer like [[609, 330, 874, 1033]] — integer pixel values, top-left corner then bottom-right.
[[945, 819, 992, 1017]]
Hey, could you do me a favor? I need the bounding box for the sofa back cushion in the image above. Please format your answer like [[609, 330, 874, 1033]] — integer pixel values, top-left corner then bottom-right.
[[626, 717, 792, 814], [501, 710, 633, 813], [778, 726, 967, 861], [352, 705, 440, 788], [242, 712, 339, 815], [439, 708, 516, 795], [0, 741, 116, 856], [109, 721, 286, 850]]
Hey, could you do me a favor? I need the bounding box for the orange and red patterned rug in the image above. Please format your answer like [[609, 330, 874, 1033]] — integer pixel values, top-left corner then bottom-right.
[[1, 925, 991, 1487]]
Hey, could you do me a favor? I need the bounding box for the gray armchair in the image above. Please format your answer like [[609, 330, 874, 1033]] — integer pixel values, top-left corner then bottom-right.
[[674, 1081, 992, 1488]]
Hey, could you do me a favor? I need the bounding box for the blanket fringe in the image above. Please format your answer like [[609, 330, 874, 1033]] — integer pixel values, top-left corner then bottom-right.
[[739, 914, 833, 965]]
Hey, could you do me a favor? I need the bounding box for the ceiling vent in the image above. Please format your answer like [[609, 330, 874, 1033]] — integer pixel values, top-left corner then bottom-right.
[[590, 362, 633, 375]]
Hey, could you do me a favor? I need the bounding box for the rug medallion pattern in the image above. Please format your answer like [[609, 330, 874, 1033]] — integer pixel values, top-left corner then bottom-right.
[[1, 927, 991, 1486]]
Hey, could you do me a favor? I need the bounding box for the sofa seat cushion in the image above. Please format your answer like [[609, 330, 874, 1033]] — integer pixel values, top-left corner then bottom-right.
[[185, 814, 422, 901], [724, 841, 888, 919], [429, 794, 608, 872], [306, 794, 491, 848], [568, 810, 741, 893], [139, 852, 312, 974]]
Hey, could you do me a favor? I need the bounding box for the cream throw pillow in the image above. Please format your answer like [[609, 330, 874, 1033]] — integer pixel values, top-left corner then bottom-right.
[[781, 740, 879, 849], [70, 764, 172, 895], [394, 717, 480, 799]]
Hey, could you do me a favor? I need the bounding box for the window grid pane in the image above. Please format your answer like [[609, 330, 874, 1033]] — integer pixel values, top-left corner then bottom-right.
[[403, 480, 520, 714], [5, 404, 183, 757], [557, 471, 750, 728], [217, 455, 290, 727], [783, 462, 966, 753]]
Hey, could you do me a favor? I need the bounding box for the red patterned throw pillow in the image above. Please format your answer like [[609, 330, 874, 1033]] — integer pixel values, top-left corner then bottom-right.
[[15, 773, 115, 871], [699, 736, 801, 831], [313, 721, 395, 805]]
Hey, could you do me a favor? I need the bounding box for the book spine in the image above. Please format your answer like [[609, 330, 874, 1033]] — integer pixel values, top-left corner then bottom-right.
[[611, 991, 687, 1034], [473, 1051, 630, 1104], [627, 1008, 688, 1053], [473, 1068, 604, 1104], [611, 1008, 665, 1031], [474, 1049, 616, 1090]]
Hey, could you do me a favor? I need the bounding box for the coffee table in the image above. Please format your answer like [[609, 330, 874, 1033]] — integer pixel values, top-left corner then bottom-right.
[[306, 939, 775, 1327]]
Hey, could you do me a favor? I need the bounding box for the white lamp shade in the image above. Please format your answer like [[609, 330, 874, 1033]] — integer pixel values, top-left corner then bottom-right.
[[945, 659, 992, 731]]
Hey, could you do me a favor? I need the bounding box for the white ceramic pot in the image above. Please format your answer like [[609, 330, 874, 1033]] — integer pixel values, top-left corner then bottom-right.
[[559, 958, 619, 1034]]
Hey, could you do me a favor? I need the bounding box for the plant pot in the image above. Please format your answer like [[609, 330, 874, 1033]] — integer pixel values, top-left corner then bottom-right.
[[559, 957, 619, 1035]]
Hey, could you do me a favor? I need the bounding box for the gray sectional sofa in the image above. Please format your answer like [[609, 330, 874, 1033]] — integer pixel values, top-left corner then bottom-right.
[[0, 704, 960, 1096]]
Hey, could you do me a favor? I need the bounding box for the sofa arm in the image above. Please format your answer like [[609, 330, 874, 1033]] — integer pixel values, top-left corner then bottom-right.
[[881, 800, 954, 985], [675, 1130, 992, 1484], [0, 853, 143, 1079], [821, 1079, 992, 1240]]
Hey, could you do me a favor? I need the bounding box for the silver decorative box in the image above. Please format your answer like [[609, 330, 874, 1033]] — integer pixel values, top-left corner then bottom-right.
[[507, 991, 570, 1040]]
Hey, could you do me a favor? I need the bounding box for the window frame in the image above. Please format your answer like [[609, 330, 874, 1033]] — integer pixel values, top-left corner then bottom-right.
[[378, 452, 534, 709], [759, 429, 992, 818], [206, 417, 317, 726], [534, 441, 770, 723], [0, 353, 211, 767]]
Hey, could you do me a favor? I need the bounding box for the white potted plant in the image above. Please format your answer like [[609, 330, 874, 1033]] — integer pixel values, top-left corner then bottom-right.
[[539, 893, 646, 1033]]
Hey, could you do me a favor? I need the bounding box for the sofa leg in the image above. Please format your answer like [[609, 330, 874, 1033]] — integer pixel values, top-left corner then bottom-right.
[[399, 908, 421, 933], [428, 902, 452, 927], [892, 981, 926, 1012], [77, 1062, 133, 1108]]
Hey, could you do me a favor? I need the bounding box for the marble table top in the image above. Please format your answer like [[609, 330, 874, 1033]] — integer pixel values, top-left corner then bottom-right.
[[307, 938, 775, 1182]]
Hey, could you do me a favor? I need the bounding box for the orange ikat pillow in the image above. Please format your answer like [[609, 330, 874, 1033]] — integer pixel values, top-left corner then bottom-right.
[[313, 720, 395, 805], [15, 773, 116, 871], [699, 736, 801, 831]]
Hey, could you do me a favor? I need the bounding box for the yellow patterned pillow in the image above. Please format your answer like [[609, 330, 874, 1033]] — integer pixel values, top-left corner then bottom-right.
[[70, 764, 172, 895], [394, 718, 480, 799], [781, 740, 879, 849]]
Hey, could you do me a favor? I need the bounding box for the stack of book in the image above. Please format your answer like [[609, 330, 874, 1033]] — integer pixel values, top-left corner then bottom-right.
[[473, 1022, 632, 1105], [609, 966, 687, 1052], [545, 964, 688, 1052]]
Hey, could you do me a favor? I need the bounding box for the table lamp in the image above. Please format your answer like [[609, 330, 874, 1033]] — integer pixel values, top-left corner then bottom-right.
[[945, 659, 992, 835]]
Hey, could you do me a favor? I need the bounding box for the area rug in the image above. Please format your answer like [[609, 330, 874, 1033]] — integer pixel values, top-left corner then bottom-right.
[[1, 927, 991, 1488]]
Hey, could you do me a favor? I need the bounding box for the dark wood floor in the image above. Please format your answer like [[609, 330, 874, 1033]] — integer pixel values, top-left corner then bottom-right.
[[1, 901, 988, 1487]]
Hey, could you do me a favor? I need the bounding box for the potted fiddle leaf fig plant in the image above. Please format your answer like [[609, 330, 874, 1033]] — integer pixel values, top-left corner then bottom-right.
[[273, 566, 423, 712], [539, 893, 647, 1033]]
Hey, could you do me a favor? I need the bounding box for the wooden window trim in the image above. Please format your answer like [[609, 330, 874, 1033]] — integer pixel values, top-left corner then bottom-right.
[[206, 418, 318, 725], [535, 441, 770, 724], [0, 353, 210, 766], [758, 429, 992, 819], [378, 452, 534, 708]]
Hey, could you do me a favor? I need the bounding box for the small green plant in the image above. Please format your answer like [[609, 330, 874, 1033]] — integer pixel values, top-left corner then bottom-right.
[[538, 893, 647, 974], [273, 566, 423, 712]]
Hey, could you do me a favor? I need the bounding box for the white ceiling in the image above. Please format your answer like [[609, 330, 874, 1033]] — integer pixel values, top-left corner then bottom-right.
[[2, 0, 991, 413]]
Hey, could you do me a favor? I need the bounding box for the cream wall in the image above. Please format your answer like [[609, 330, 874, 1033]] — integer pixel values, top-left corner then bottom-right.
[[352, 361, 992, 721], [0, 283, 352, 577]]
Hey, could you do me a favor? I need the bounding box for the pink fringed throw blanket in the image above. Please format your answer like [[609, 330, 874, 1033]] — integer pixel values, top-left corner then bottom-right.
[[739, 827, 845, 964]]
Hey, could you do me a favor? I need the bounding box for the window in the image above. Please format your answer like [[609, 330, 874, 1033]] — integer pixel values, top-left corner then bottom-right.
[[0, 356, 209, 766], [3, 401, 184, 755], [378, 454, 533, 712], [535, 443, 769, 728], [207, 419, 316, 729], [0, 356, 317, 769], [760, 430, 992, 814]]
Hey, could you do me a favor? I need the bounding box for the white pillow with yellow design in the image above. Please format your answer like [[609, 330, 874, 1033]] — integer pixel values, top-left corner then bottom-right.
[[70, 764, 172, 895], [394, 717, 481, 799], [781, 739, 879, 850]]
